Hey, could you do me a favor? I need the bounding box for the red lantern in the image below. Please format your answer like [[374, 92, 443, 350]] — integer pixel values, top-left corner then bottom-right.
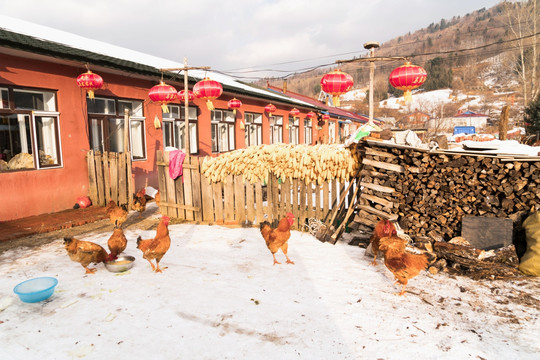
[[322, 114, 330, 121], [178, 90, 194, 102], [320, 69, 353, 107], [227, 98, 242, 114], [289, 108, 300, 119], [306, 111, 316, 119], [264, 104, 276, 116], [149, 81, 178, 113], [389, 62, 427, 103], [76, 71, 103, 99], [193, 77, 223, 110]]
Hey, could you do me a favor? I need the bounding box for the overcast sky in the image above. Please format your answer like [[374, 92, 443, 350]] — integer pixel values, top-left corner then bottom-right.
[[1, 0, 502, 79]]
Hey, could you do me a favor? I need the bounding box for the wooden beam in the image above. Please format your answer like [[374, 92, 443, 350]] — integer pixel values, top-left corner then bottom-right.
[[360, 182, 395, 194], [362, 158, 404, 173]]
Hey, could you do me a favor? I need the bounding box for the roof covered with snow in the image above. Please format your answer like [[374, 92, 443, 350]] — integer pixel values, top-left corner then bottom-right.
[[0, 14, 317, 109]]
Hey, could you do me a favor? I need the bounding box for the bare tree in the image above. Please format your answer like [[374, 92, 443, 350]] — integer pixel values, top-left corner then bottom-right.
[[504, 0, 539, 105]]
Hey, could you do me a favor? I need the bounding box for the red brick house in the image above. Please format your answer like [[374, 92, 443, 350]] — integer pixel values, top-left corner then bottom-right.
[[0, 16, 326, 221]]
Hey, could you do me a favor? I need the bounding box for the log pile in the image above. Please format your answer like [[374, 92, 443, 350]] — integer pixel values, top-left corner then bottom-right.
[[348, 140, 540, 240]]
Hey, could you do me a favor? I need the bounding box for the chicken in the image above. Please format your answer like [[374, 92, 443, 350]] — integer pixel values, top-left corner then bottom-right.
[[260, 212, 295, 265], [64, 237, 109, 274], [105, 200, 128, 228], [136, 216, 171, 272], [107, 227, 128, 261], [369, 219, 397, 265], [132, 188, 147, 218], [378, 235, 429, 296]]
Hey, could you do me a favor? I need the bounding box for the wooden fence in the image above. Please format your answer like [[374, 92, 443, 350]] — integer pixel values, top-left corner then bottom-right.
[[87, 150, 133, 207], [156, 150, 359, 230]]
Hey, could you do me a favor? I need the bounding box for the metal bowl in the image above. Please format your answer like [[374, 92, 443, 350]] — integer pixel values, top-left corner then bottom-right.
[[104, 255, 135, 273], [14, 277, 58, 303]]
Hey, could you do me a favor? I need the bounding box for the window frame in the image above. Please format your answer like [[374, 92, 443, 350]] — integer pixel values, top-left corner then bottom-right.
[[87, 96, 147, 161], [244, 112, 262, 147], [288, 116, 299, 145], [304, 118, 313, 144], [211, 109, 236, 153], [269, 115, 283, 144], [0, 85, 63, 172], [162, 104, 199, 155]]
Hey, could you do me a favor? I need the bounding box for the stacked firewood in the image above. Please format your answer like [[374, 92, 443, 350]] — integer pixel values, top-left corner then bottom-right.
[[348, 140, 540, 240]]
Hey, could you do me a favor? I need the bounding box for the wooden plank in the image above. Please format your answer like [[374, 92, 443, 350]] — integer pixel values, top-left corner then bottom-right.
[[156, 151, 168, 215], [357, 204, 398, 220], [246, 180, 255, 225], [109, 153, 119, 203], [212, 182, 224, 223], [255, 182, 264, 225], [224, 174, 235, 222], [272, 176, 279, 222], [360, 193, 395, 209], [163, 152, 178, 218], [95, 152, 105, 206], [362, 158, 404, 173], [102, 152, 111, 203], [158, 202, 200, 211], [175, 172, 186, 220], [266, 177, 273, 223], [87, 150, 98, 206], [299, 181, 307, 230], [315, 183, 322, 220], [190, 157, 203, 222], [322, 181, 330, 220], [156, 161, 198, 169], [461, 216, 513, 250], [234, 174, 245, 224], [126, 152, 134, 211], [364, 147, 397, 159], [360, 181, 395, 194], [282, 178, 290, 216], [183, 154, 194, 221], [200, 174, 215, 223], [292, 178, 299, 218], [118, 153, 128, 206]]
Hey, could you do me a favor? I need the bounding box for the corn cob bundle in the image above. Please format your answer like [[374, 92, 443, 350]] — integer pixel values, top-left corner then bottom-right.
[[201, 143, 359, 184]]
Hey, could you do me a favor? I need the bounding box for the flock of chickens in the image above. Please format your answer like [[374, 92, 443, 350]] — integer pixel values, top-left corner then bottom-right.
[[64, 189, 429, 296]]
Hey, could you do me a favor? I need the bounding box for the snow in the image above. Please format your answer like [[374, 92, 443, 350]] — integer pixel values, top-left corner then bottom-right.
[[0, 206, 539, 360]]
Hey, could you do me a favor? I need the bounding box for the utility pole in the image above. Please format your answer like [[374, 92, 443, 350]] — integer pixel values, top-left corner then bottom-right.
[[364, 41, 379, 126], [160, 60, 210, 160]]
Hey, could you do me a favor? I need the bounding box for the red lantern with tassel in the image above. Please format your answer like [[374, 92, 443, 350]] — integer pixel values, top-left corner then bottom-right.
[[228, 98, 242, 114], [149, 81, 178, 113], [320, 69, 353, 107], [193, 77, 222, 110], [306, 111, 316, 119], [264, 104, 276, 116], [178, 90, 194, 102], [289, 108, 300, 119], [389, 62, 427, 103], [322, 114, 330, 121], [77, 70, 103, 99]]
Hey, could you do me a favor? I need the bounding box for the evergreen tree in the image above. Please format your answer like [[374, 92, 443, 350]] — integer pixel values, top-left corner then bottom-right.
[[524, 96, 540, 134], [423, 57, 453, 91]]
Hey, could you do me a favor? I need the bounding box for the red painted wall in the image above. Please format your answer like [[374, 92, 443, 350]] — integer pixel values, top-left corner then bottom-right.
[[0, 52, 328, 221]]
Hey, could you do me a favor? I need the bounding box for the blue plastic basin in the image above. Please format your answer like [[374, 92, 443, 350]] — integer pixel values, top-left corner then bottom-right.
[[13, 277, 58, 303]]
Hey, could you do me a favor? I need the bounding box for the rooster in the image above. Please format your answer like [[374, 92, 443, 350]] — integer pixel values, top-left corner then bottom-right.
[[136, 216, 171, 273], [64, 237, 109, 274], [132, 188, 147, 218], [105, 200, 128, 228], [107, 227, 128, 261], [369, 219, 397, 265], [378, 235, 429, 296], [260, 212, 295, 265]]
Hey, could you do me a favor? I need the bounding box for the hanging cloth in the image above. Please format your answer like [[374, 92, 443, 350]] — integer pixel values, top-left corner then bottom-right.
[[168, 149, 186, 180]]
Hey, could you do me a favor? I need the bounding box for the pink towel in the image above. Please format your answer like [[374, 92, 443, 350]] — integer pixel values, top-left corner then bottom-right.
[[168, 150, 186, 180]]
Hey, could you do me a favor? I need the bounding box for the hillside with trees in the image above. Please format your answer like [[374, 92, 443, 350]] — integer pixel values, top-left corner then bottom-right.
[[263, 1, 539, 130]]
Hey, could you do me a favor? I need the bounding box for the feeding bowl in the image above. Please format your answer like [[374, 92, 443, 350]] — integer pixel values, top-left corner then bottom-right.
[[105, 255, 135, 273], [13, 277, 58, 303]]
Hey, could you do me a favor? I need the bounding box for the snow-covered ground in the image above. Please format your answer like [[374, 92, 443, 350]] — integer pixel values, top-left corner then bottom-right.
[[0, 211, 538, 360]]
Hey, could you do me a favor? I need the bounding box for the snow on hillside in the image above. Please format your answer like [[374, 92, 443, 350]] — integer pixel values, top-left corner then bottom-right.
[[341, 88, 366, 102], [379, 89, 487, 113]]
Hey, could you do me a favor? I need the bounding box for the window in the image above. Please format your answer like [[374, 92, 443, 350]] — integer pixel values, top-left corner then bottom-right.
[[328, 120, 336, 143], [211, 109, 235, 153], [269, 115, 283, 144], [304, 119, 313, 144], [0, 87, 61, 171], [288, 116, 299, 145], [163, 105, 198, 154], [87, 97, 146, 160], [244, 112, 262, 147]]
